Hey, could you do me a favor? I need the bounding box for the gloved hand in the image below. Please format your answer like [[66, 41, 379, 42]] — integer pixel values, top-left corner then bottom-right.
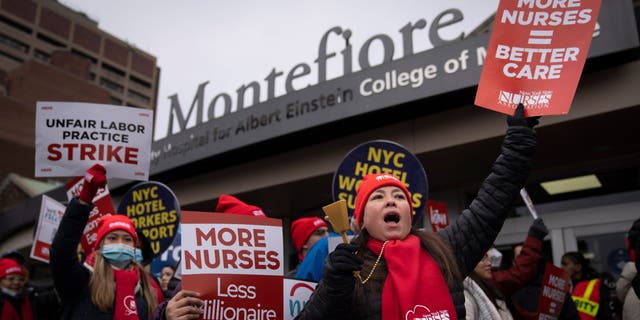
[[528, 218, 549, 240], [323, 243, 363, 292], [507, 103, 540, 128], [78, 164, 107, 204]]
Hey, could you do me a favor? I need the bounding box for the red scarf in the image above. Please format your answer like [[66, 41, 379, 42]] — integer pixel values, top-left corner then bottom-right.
[[147, 274, 164, 304], [1, 296, 33, 320], [368, 235, 457, 320], [113, 267, 140, 320]]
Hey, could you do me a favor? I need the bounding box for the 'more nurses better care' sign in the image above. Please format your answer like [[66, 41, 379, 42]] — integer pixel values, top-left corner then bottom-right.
[[475, 0, 601, 115]]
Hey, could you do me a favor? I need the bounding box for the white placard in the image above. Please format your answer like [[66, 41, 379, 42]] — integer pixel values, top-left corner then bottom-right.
[[30, 195, 66, 263], [35, 101, 153, 180], [283, 278, 317, 320]]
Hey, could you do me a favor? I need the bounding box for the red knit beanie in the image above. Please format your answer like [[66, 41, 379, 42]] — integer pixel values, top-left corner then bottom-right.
[[291, 217, 328, 261], [354, 173, 413, 228], [216, 194, 266, 217], [0, 258, 25, 279], [94, 214, 138, 250]]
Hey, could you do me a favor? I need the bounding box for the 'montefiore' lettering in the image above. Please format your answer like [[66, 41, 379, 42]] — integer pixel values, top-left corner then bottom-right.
[[166, 8, 467, 136]]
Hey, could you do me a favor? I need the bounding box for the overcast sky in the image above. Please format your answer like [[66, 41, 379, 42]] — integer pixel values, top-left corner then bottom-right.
[[58, 1, 498, 141]]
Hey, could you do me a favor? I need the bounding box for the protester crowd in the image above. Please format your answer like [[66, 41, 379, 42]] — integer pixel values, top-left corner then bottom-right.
[[1, 105, 638, 320]]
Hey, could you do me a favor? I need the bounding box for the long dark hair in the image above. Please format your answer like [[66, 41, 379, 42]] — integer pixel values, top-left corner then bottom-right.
[[469, 271, 506, 310], [354, 228, 462, 288]]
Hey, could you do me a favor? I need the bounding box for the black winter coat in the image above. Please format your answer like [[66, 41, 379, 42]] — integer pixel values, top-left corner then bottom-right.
[[296, 125, 537, 320], [50, 198, 153, 320]]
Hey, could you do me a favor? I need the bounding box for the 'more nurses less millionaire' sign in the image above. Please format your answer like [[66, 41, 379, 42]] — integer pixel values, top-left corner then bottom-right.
[[475, 0, 602, 115], [181, 211, 284, 319]]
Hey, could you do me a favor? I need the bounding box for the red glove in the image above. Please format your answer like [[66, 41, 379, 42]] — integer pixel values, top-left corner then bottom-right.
[[78, 164, 107, 204]]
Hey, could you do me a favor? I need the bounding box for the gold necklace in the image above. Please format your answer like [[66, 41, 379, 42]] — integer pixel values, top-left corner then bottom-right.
[[356, 240, 388, 284]]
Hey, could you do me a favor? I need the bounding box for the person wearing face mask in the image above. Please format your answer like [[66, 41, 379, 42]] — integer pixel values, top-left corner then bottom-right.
[[296, 103, 538, 319], [50, 164, 162, 319], [0, 258, 32, 319]]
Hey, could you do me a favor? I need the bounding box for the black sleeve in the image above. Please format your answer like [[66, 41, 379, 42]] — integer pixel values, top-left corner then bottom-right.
[[559, 291, 581, 320], [294, 258, 352, 320], [49, 198, 92, 303], [438, 125, 537, 277]]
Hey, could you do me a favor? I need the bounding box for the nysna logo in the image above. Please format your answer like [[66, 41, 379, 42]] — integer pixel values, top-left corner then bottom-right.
[[5, 267, 21, 274], [108, 221, 133, 231], [253, 209, 265, 217], [405, 305, 450, 320], [288, 282, 315, 316], [498, 90, 552, 109], [166, 8, 471, 136], [376, 174, 400, 183], [124, 295, 137, 316]]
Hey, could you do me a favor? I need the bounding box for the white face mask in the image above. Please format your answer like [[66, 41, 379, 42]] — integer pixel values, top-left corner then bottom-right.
[[1, 287, 17, 297]]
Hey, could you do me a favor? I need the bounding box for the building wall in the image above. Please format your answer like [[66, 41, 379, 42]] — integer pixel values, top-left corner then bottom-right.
[[157, 59, 640, 213], [0, 59, 110, 180], [142, 59, 639, 272], [0, 0, 159, 110]]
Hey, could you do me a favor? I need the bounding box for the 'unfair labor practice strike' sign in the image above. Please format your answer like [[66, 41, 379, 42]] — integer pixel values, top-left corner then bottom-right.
[[475, 0, 601, 116], [181, 211, 283, 319], [35, 101, 153, 180]]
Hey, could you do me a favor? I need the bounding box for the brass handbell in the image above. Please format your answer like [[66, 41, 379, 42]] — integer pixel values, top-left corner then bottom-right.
[[322, 199, 362, 281], [322, 200, 350, 244]]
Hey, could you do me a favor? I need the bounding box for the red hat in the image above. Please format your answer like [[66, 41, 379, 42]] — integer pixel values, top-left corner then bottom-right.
[[215, 194, 266, 217], [0, 258, 25, 279], [94, 214, 138, 250], [291, 217, 328, 261], [353, 173, 413, 228]]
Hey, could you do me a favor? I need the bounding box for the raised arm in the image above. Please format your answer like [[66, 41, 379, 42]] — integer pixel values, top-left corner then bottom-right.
[[439, 104, 538, 277], [49, 164, 106, 303], [493, 218, 548, 296]]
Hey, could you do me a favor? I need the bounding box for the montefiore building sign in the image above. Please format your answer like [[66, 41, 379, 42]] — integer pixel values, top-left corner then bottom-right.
[[150, 1, 638, 174]]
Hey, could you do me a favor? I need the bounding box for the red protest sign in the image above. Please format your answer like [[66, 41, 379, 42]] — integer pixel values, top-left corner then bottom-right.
[[538, 262, 571, 319], [475, 0, 601, 116], [181, 211, 284, 319], [65, 177, 115, 255], [427, 200, 449, 232]]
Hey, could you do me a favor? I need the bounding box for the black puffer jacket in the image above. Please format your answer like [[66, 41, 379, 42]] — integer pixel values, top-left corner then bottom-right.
[[297, 124, 537, 319], [50, 198, 153, 320]]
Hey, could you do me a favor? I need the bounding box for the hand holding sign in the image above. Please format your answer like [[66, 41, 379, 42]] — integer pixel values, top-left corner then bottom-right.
[[507, 103, 540, 129], [78, 164, 107, 204], [528, 218, 549, 240], [165, 289, 204, 320]]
